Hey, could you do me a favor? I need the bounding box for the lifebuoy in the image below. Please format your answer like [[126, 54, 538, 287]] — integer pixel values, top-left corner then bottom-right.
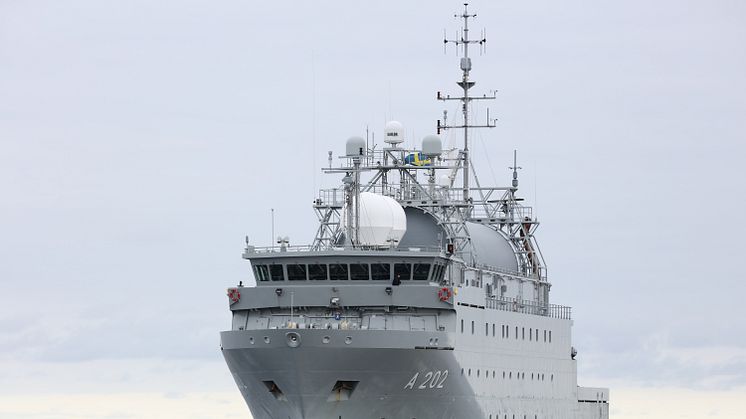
[[438, 287, 451, 302], [227, 288, 241, 304]]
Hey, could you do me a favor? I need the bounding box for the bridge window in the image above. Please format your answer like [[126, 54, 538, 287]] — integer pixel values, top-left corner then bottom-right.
[[350, 264, 370, 280], [269, 264, 284, 281], [254, 265, 269, 282], [544, 329, 547, 342], [413, 263, 431, 280], [432, 264, 446, 282], [287, 264, 307, 281], [485, 322, 489, 336], [549, 330, 552, 343], [370, 263, 391, 280], [461, 319, 464, 333], [308, 264, 328, 280], [329, 264, 349, 280], [394, 263, 411, 281]]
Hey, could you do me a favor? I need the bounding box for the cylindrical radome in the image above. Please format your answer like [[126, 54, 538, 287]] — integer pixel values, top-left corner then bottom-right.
[[345, 136, 366, 157], [422, 134, 443, 157]]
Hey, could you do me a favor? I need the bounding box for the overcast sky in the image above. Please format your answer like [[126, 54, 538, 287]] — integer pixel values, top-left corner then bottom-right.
[[1, 1, 745, 418]]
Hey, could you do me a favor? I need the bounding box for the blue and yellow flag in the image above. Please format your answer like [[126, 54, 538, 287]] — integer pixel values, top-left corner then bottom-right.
[[404, 152, 432, 166]]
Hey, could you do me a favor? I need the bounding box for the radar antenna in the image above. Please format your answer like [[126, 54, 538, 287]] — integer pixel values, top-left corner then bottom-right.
[[439, 3, 496, 207]]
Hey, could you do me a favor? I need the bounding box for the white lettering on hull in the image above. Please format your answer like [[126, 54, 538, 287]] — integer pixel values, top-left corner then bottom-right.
[[404, 370, 448, 390]]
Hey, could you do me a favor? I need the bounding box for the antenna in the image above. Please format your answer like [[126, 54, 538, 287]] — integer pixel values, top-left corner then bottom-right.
[[509, 150, 522, 189], [439, 3, 494, 207], [271, 208, 275, 250]]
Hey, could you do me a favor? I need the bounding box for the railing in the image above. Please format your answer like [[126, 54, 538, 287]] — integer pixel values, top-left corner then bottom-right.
[[485, 296, 571, 320], [245, 244, 444, 255]]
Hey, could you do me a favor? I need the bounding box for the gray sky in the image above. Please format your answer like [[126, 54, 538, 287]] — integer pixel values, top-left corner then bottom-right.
[[1, 1, 745, 418]]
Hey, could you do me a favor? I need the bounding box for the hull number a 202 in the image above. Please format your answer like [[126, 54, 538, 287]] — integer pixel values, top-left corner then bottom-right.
[[404, 370, 448, 390]]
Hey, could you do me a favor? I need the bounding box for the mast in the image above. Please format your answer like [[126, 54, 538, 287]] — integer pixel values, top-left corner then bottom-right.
[[440, 3, 495, 210]]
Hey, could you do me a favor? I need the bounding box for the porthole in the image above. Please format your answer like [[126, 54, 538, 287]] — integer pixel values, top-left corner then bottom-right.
[[344, 336, 352, 345], [263, 336, 270, 344], [322, 336, 330, 344], [249, 336, 255, 345]]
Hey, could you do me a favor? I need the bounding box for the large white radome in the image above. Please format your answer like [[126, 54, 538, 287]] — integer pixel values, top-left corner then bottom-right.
[[342, 192, 407, 248]]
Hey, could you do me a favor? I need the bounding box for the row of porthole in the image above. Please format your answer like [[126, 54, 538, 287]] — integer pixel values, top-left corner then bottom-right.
[[247, 336, 353, 345], [489, 415, 538, 419], [460, 368, 554, 382], [461, 320, 553, 344]]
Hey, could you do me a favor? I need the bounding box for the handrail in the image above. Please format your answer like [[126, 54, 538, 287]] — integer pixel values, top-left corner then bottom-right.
[[485, 296, 571, 320]]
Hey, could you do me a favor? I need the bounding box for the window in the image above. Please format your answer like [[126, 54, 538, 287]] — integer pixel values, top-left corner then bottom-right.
[[329, 264, 349, 280], [254, 265, 269, 282], [549, 330, 552, 343], [485, 322, 489, 336], [370, 264, 391, 280], [522, 327, 525, 340], [412, 263, 431, 280], [350, 264, 369, 280], [394, 263, 411, 281], [269, 264, 284, 281], [544, 329, 547, 342], [287, 264, 307, 281], [430, 265, 440, 282], [492, 323, 495, 337], [515, 326, 518, 339], [461, 319, 464, 333], [529, 328, 532, 341], [471, 321, 474, 335], [308, 264, 327, 280], [432, 264, 446, 282]]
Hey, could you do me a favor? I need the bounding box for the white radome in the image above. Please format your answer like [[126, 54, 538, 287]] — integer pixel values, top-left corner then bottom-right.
[[383, 121, 404, 145], [342, 192, 407, 247]]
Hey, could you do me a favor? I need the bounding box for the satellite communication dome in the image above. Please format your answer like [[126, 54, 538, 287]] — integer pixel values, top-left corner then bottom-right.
[[383, 121, 404, 145], [346, 136, 366, 157], [342, 192, 407, 248], [421, 134, 443, 157]]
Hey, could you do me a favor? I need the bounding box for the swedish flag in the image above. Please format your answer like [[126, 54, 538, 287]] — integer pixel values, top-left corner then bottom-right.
[[404, 152, 432, 166]]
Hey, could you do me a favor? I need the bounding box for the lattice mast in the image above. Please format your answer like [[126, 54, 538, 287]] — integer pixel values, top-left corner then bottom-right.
[[438, 2, 495, 208]]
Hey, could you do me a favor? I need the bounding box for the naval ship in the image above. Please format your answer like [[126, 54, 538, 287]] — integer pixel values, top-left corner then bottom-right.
[[221, 4, 609, 418]]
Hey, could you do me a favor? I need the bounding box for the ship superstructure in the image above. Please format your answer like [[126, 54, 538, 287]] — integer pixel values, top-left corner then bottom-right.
[[220, 4, 609, 419]]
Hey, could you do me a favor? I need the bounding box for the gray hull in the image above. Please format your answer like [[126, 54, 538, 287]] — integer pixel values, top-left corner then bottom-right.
[[221, 329, 482, 419]]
